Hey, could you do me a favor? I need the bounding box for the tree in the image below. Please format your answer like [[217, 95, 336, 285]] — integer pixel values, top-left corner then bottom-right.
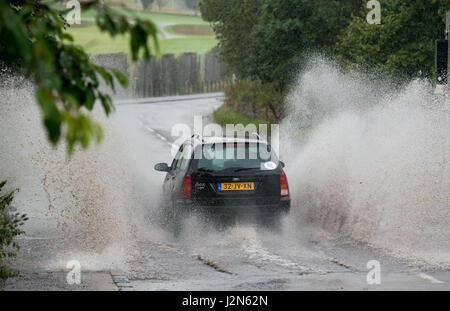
[[141, 0, 155, 10], [200, 0, 263, 79], [200, 0, 362, 89], [336, 0, 446, 80], [0, 0, 158, 154], [248, 0, 362, 88]]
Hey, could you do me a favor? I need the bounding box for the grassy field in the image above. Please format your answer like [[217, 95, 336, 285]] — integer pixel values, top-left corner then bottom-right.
[[68, 25, 217, 56], [67, 9, 217, 57], [165, 24, 215, 36], [158, 36, 218, 55], [138, 12, 207, 25]]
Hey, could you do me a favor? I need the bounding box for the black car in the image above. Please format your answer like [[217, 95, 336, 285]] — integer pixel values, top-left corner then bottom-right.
[[154, 135, 290, 236]]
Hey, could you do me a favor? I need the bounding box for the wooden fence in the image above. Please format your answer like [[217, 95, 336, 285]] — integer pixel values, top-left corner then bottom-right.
[[133, 49, 231, 97]]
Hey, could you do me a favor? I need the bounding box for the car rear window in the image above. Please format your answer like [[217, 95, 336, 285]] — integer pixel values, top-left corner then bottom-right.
[[193, 143, 278, 172]]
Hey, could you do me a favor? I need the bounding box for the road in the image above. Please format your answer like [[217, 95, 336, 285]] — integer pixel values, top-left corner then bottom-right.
[[111, 94, 450, 291]]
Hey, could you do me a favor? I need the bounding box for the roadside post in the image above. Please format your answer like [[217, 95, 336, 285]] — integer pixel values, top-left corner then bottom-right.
[[447, 11, 450, 39], [435, 11, 450, 96]]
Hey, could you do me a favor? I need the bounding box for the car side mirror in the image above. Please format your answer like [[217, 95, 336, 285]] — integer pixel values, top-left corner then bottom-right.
[[154, 163, 170, 172], [279, 161, 285, 168]]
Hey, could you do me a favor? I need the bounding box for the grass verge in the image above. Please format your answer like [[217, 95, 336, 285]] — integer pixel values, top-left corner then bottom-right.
[[213, 104, 269, 127]]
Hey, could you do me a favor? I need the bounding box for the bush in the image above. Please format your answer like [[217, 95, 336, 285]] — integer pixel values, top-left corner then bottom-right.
[[224, 80, 284, 123], [213, 104, 264, 126], [0, 180, 27, 280]]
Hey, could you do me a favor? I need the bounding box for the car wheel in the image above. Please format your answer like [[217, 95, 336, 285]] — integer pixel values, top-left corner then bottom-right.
[[170, 202, 183, 238], [159, 200, 183, 238], [259, 213, 283, 232], [214, 214, 234, 231]]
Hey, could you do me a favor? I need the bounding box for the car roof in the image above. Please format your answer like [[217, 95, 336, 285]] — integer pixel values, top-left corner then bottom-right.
[[200, 136, 269, 145]]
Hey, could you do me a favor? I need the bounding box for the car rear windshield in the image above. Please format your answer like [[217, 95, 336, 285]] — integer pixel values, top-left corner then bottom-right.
[[193, 143, 278, 172]]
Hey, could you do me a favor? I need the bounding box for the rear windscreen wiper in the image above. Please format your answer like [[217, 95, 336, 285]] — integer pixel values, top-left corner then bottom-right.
[[233, 167, 260, 172], [197, 168, 214, 173]]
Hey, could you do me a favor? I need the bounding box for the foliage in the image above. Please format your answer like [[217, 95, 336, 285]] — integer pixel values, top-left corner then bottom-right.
[[248, 0, 363, 88], [224, 80, 283, 123], [213, 104, 265, 128], [202, 0, 447, 88], [0, 0, 158, 154], [200, 0, 262, 79], [201, 0, 361, 89], [336, 0, 447, 80], [0, 181, 27, 280]]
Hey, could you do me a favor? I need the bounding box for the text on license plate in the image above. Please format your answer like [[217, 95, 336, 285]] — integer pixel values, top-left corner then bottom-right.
[[219, 182, 255, 191]]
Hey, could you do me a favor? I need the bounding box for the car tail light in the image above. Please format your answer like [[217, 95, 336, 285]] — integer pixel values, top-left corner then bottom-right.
[[280, 171, 289, 197], [182, 174, 192, 199]]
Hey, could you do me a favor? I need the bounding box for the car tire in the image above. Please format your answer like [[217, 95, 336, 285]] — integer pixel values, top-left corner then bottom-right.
[[160, 200, 183, 238], [259, 213, 283, 232], [214, 213, 234, 231], [170, 202, 183, 238]]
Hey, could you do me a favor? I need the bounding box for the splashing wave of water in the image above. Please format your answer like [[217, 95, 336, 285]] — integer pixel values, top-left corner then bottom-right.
[[0, 73, 141, 271], [282, 58, 449, 268]]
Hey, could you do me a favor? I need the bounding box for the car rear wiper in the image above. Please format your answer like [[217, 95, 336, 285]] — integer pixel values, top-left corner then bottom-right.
[[233, 167, 260, 172], [197, 168, 214, 173], [211, 167, 259, 173]]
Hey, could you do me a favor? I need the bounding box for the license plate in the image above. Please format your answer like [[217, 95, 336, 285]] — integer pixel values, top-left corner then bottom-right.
[[219, 182, 255, 191]]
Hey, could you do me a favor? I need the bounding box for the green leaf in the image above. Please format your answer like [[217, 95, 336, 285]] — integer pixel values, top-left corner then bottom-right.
[[36, 87, 62, 145], [44, 117, 61, 144], [94, 65, 115, 92], [58, 32, 74, 42], [0, 181, 6, 192], [98, 93, 114, 115], [84, 87, 95, 110], [111, 69, 128, 88]]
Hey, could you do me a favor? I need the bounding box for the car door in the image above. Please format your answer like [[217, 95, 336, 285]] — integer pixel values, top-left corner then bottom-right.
[[171, 142, 193, 199], [163, 144, 183, 201]]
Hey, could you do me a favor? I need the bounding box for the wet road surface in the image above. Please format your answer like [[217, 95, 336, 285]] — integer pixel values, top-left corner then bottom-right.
[[113, 94, 450, 291]]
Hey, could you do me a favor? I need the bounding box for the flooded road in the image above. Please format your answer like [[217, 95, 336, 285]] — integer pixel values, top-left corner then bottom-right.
[[2, 77, 448, 290], [111, 94, 449, 291]]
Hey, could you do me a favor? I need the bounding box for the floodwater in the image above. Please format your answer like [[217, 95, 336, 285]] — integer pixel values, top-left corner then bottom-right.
[[0, 58, 448, 289]]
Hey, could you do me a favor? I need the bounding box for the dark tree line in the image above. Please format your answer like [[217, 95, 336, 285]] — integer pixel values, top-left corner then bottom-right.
[[201, 0, 448, 90]]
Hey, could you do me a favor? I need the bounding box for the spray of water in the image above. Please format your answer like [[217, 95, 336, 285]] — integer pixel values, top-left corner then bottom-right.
[[0, 69, 190, 273], [282, 57, 449, 268], [0, 73, 148, 271]]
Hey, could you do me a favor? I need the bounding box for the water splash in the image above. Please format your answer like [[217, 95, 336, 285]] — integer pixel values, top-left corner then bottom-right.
[[0, 73, 142, 271], [282, 57, 450, 268]]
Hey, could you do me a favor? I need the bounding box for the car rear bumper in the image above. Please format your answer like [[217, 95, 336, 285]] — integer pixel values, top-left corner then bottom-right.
[[175, 196, 290, 216]]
